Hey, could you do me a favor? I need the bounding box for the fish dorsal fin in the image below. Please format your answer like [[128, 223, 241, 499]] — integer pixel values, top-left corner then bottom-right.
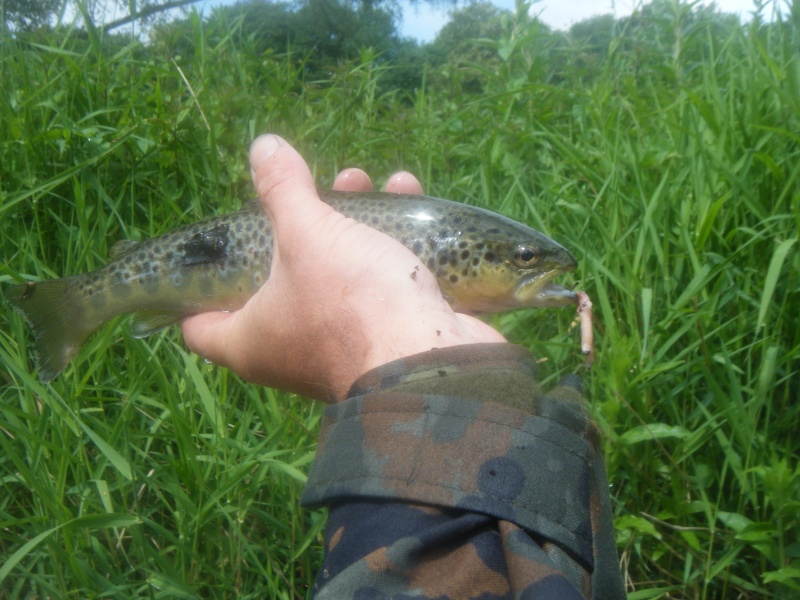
[[130, 311, 182, 338], [110, 239, 141, 259]]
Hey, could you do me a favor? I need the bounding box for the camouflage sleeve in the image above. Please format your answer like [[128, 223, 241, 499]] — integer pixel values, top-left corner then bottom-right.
[[300, 343, 626, 599]]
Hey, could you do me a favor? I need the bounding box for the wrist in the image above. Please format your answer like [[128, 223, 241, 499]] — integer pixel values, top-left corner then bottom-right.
[[357, 310, 507, 386]]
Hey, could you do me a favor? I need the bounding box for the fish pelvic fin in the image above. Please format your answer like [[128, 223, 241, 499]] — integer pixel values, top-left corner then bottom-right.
[[4, 278, 96, 383], [131, 310, 182, 338]]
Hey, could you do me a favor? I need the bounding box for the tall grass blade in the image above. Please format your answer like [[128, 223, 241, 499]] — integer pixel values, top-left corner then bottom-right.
[[757, 237, 796, 329]]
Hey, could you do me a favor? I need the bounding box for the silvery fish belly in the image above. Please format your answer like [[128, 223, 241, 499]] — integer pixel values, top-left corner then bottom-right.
[[4, 190, 579, 382]]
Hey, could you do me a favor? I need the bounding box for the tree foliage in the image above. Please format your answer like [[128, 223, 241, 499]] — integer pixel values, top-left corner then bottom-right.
[[2, 0, 61, 31], [426, 1, 511, 92], [151, 0, 426, 94]]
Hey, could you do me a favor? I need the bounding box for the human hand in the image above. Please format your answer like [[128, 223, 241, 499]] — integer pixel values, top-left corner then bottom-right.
[[181, 135, 505, 402]]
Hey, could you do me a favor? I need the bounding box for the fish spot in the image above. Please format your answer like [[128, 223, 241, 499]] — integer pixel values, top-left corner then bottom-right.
[[461, 268, 469, 277], [412, 241, 423, 255], [484, 251, 496, 262], [458, 241, 468, 249], [449, 274, 459, 283], [475, 242, 485, 250], [426, 257, 436, 270], [472, 257, 480, 266], [466, 225, 477, 233], [460, 250, 470, 260]]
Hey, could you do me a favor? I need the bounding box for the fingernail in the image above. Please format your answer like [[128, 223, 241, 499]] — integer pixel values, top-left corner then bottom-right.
[[249, 134, 283, 173]]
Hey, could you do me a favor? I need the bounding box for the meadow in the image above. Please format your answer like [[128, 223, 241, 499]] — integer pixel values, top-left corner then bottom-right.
[[0, 1, 798, 597]]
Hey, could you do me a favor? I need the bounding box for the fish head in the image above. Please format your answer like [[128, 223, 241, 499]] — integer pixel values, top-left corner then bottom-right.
[[438, 222, 579, 314], [326, 191, 582, 315], [509, 236, 579, 308]]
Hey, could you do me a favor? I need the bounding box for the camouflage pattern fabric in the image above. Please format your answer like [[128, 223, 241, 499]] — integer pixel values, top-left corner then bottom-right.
[[301, 343, 625, 599]]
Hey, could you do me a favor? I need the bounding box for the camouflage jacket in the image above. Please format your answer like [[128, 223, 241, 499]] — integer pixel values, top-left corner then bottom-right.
[[301, 343, 626, 599]]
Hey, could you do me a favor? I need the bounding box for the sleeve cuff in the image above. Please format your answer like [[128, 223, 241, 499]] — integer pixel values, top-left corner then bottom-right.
[[301, 346, 601, 569]]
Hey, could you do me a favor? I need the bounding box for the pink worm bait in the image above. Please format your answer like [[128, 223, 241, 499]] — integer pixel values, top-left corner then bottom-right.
[[576, 290, 594, 369]]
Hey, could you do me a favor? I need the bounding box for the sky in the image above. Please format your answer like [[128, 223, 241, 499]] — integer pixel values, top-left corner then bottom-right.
[[400, 0, 766, 42], [93, 0, 772, 42]]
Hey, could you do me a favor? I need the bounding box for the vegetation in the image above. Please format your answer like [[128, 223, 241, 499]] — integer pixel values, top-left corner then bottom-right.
[[1, 0, 798, 597], [2, 0, 62, 31]]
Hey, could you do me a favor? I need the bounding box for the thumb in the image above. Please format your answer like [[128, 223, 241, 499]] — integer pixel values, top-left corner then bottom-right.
[[181, 135, 319, 366], [249, 134, 329, 235]]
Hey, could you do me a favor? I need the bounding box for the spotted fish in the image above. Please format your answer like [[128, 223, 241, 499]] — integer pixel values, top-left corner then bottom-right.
[[4, 190, 579, 382]]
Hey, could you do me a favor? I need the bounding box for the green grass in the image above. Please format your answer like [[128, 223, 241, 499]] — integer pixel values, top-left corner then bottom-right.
[[1, 1, 799, 597]]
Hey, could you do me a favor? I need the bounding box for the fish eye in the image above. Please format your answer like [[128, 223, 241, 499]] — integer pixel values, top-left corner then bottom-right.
[[513, 245, 538, 267]]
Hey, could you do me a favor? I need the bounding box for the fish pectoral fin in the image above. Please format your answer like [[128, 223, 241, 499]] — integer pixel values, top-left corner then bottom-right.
[[110, 239, 141, 259], [131, 310, 182, 338]]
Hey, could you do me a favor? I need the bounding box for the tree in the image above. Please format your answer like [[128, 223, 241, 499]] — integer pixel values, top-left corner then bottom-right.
[[427, 2, 511, 93], [568, 13, 616, 50], [2, 0, 61, 31], [615, 0, 742, 83], [193, 0, 411, 73], [1, 0, 205, 33]]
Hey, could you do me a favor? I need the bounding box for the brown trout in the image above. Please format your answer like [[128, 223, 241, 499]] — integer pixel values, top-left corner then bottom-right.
[[4, 190, 580, 382]]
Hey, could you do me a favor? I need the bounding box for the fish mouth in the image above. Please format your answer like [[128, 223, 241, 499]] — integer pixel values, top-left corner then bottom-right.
[[515, 271, 579, 308]]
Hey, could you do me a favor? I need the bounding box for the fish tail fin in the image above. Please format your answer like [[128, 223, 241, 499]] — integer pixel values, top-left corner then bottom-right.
[[4, 277, 95, 382]]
